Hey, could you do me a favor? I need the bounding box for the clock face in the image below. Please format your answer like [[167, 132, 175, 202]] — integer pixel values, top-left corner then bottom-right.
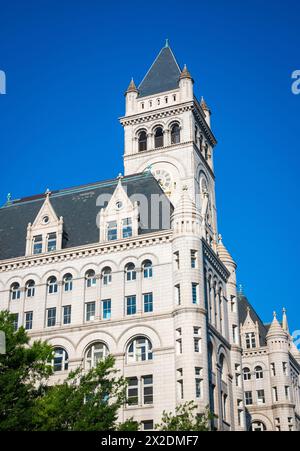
[[152, 169, 172, 193]]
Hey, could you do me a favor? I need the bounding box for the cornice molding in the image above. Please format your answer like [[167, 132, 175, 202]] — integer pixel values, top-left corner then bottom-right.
[[0, 230, 172, 273]]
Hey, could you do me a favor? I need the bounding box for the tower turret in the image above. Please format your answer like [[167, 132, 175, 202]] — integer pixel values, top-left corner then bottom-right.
[[179, 64, 194, 102]]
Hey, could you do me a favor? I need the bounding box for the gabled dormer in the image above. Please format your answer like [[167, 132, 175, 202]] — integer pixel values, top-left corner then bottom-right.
[[240, 307, 260, 350], [98, 177, 139, 243], [25, 193, 64, 256]]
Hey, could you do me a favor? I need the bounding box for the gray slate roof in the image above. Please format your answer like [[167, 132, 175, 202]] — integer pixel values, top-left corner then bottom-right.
[[238, 294, 269, 346], [138, 45, 181, 98], [0, 172, 172, 261]]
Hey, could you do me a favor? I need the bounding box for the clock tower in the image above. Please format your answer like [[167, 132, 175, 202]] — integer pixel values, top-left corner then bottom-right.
[[120, 41, 219, 247]]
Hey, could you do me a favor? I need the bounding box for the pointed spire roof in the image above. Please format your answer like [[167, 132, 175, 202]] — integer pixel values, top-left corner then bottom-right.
[[266, 312, 288, 340], [126, 78, 138, 94], [179, 64, 193, 81], [138, 42, 181, 98], [217, 235, 236, 267], [200, 96, 210, 112], [282, 308, 290, 334]]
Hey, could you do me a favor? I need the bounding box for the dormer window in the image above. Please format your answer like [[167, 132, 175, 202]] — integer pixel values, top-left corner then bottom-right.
[[138, 131, 147, 152], [122, 218, 132, 238], [47, 233, 57, 252], [245, 332, 256, 349], [154, 127, 164, 148], [33, 235, 43, 254], [171, 123, 180, 144], [107, 221, 118, 241]]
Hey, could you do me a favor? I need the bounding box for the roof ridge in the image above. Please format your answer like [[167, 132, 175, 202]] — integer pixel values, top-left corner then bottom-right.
[[1, 172, 152, 208]]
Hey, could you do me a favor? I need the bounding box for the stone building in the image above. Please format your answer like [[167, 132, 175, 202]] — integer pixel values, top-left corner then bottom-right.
[[0, 42, 299, 431]]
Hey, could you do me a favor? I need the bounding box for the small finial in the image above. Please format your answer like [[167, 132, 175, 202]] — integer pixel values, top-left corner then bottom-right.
[[283, 307, 286, 314], [117, 173, 123, 181], [273, 311, 277, 318], [218, 234, 223, 244], [45, 188, 51, 196], [6, 193, 12, 204], [165, 38, 169, 48]]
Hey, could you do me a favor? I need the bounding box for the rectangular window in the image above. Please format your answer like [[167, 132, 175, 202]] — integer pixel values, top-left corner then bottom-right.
[[237, 400, 244, 427], [102, 299, 111, 320], [33, 235, 43, 255], [12, 313, 18, 331], [122, 218, 132, 238], [177, 369, 184, 400], [193, 327, 201, 353], [285, 386, 291, 401], [271, 363, 276, 377], [232, 325, 238, 344], [175, 285, 181, 305], [143, 293, 153, 313], [127, 377, 138, 405], [235, 364, 241, 387], [47, 233, 57, 252], [47, 308, 56, 327], [176, 328, 182, 355], [142, 420, 154, 431], [245, 332, 256, 349], [25, 311, 33, 330], [174, 252, 180, 270], [85, 302, 96, 322], [107, 221, 118, 241], [126, 296, 136, 316], [283, 362, 288, 376], [257, 390, 265, 405], [63, 305, 71, 325], [195, 368, 203, 399], [273, 387, 278, 402], [143, 375, 153, 405], [191, 250, 197, 268], [192, 283, 199, 305], [245, 391, 253, 406]]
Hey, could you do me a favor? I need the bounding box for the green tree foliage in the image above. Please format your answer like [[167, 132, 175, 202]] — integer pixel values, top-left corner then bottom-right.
[[156, 401, 213, 431], [0, 311, 53, 431], [33, 355, 138, 431]]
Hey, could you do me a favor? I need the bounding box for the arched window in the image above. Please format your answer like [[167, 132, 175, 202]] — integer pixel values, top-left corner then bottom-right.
[[154, 127, 164, 148], [63, 273, 73, 292], [255, 366, 263, 379], [143, 260, 153, 279], [85, 342, 109, 370], [251, 421, 266, 432], [26, 280, 35, 298], [171, 123, 180, 144], [127, 336, 153, 363], [52, 347, 69, 372], [86, 270, 96, 288], [138, 130, 147, 152], [10, 283, 21, 300], [243, 367, 251, 381], [102, 267, 112, 286], [125, 263, 136, 282], [47, 276, 58, 294]]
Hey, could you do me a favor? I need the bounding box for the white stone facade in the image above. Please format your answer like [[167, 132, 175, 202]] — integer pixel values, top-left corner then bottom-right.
[[0, 43, 299, 431]]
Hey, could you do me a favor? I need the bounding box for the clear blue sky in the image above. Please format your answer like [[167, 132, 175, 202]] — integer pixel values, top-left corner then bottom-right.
[[0, 0, 299, 332]]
